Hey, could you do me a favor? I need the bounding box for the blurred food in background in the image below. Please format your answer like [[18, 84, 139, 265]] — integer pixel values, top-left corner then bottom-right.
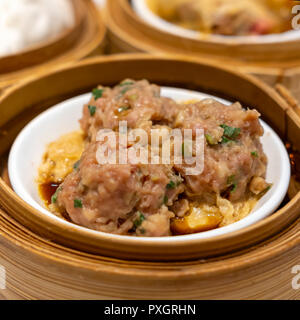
[[149, 0, 292, 36], [0, 0, 75, 57]]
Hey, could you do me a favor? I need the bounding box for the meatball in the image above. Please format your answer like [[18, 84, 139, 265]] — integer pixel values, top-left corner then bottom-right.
[[52, 80, 270, 237], [56, 141, 184, 235], [80, 79, 178, 142], [175, 99, 267, 201]]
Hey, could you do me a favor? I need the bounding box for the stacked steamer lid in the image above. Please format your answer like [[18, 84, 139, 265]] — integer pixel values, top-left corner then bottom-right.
[[0, 55, 299, 299], [0, 0, 106, 92], [105, 0, 300, 101]]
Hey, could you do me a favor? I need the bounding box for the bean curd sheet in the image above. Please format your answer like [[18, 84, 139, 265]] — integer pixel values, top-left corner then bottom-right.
[[38, 80, 271, 237]]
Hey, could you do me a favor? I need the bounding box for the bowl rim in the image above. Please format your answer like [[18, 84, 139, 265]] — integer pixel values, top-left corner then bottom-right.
[[8, 89, 291, 244], [132, 0, 300, 45], [0, 54, 299, 261]]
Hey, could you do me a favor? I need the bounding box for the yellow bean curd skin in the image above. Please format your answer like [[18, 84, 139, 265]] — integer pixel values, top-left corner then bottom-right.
[[37, 106, 261, 235], [38, 131, 84, 209]]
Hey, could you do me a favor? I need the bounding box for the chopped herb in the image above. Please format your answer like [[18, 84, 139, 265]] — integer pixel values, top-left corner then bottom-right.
[[73, 160, 80, 170], [231, 183, 237, 193], [220, 124, 240, 144], [227, 175, 235, 185], [205, 134, 216, 145], [166, 180, 176, 189], [221, 136, 231, 144], [117, 106, 130, 113], [265, 185, 272, 192], [119, 81, 134, 87], [251, 151, 258, 157], [92, 88, 103, 100], [88, 105, 96, 116], [121, 87, 131, 95], [227, 175, 237, 193], [220, 124, 241, 139], [133, 212, 145, 229], [140, 228, 146, 235], [74, 199, 83, 208], [163, 195, 168, 205], [51, 187, 61, 204], [260, 184, 273, 195]]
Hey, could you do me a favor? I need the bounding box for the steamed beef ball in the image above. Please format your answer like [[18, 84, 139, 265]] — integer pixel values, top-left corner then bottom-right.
[[56, 141, 183, 235], [80, 80, 178, 142], [174, 99, 267, 201], [56, 142, 141, 233], [54, 80, 270, 236]]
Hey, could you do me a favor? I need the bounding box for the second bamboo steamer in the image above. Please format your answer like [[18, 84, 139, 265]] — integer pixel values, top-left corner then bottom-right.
[[105, 0, 300, 101]]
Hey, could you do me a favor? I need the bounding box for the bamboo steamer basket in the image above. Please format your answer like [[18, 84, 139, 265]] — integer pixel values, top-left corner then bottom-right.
[[0, 54, 299, 299], [105, 0, 300, 101], [0, 0, 106, 92]]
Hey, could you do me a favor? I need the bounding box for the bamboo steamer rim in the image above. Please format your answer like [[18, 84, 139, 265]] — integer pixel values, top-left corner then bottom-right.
[[0, 200, 299, 279], [105, 0, 300, 67], [0, 54, 299, 262], [0, 0, 106, 90]]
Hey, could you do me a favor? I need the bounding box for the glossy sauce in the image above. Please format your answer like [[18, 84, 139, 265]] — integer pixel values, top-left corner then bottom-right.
[[39, 182, 60, 206]]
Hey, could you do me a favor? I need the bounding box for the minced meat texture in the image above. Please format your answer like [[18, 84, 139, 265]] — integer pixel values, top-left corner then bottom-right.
[[55, 79, 269, 236]]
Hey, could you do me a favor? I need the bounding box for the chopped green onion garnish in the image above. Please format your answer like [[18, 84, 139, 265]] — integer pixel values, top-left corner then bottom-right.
[[163, 195, 168, 205], [227, 175, 237, 193], [74, 199, 83, 208], [92, 88, 103, 100], [227, 175, 236, 185], [221, 136, 231, 144], [261, 184, 273, 195], [166, 180, 176, 189], [73, 160, 80, 170], [251, 151, 258, 157], [121, 87, 131, 95], [205, 134, 216, 145], [231, 184, 237, 193], [119, 81, 134, 87], [220, 124, 240, 144], [133, 212, 145, 229], [220, 124, 241, 139], [88, 105, 96, 116], [51, 187, 61, 204]]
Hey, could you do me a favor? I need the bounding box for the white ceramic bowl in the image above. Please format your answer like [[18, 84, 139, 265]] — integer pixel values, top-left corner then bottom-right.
[[8, 87, 290, 242], [132, 0, 300, 44]]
